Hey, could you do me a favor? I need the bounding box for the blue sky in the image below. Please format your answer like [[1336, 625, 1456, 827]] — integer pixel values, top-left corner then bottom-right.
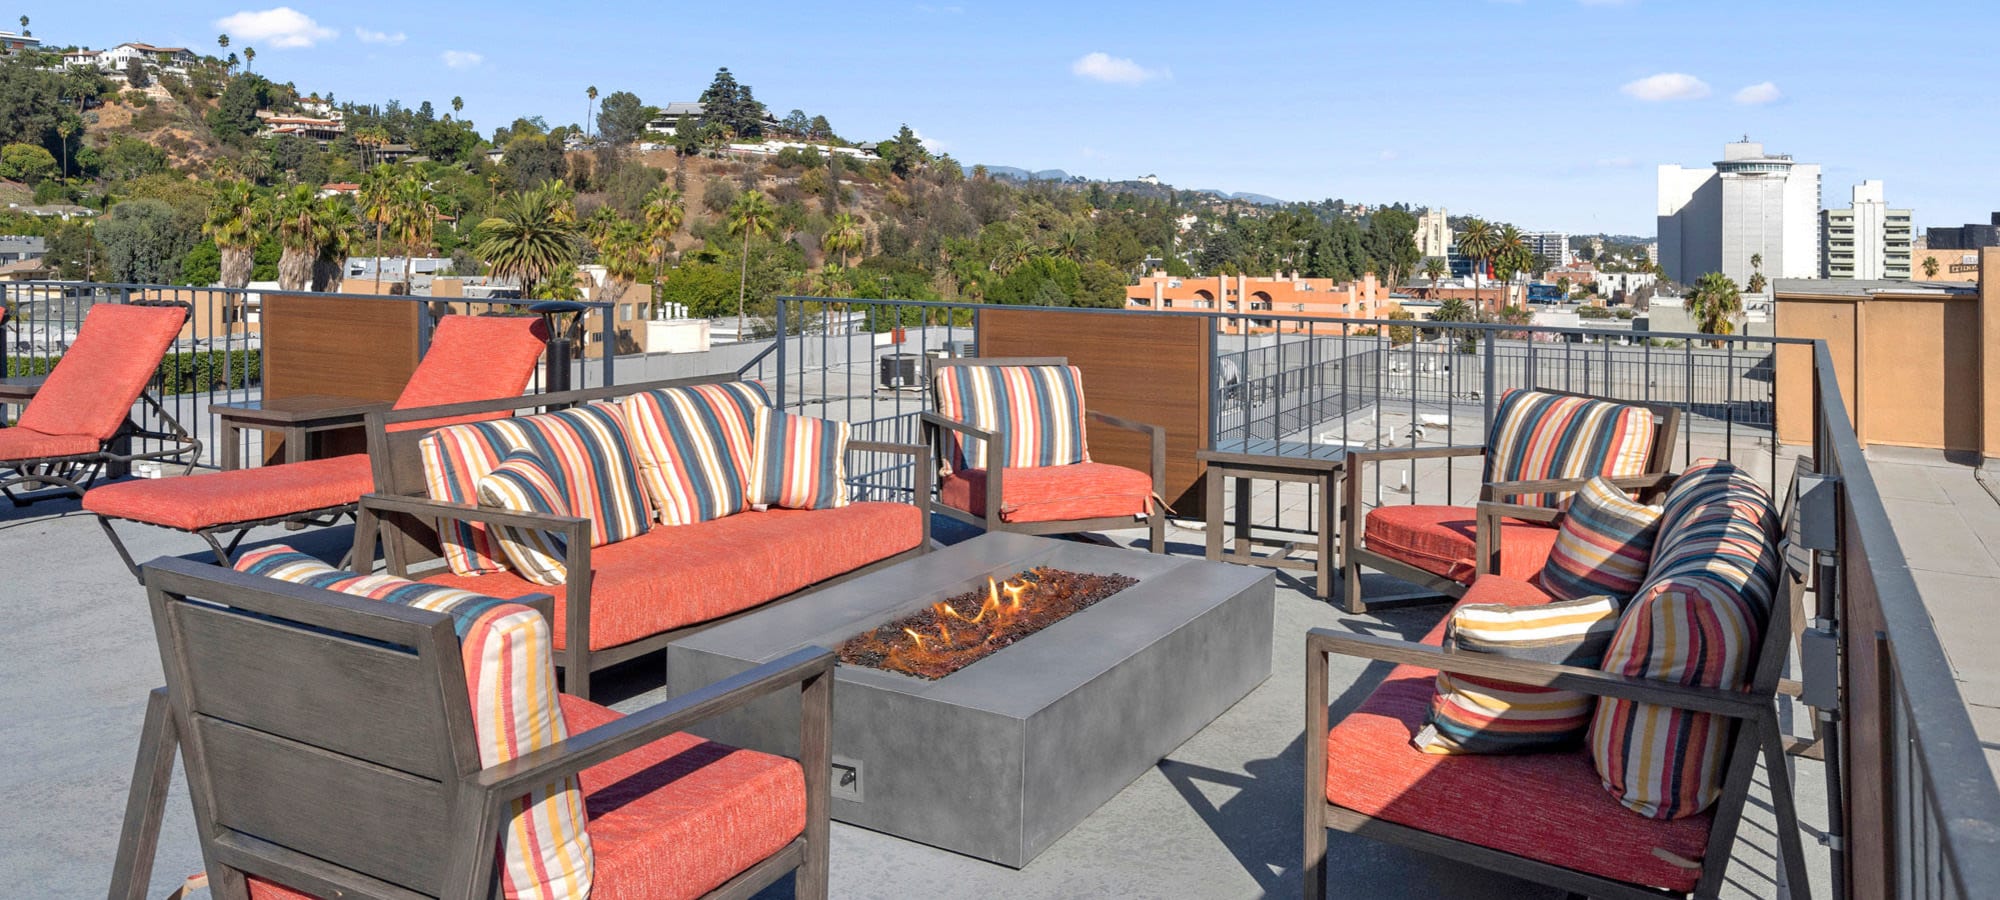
[[31, 1, 1998, 235]]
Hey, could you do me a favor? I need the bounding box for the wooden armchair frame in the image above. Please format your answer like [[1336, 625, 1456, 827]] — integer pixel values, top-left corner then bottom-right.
[[921, 356, 1167, 554], [351, 373, 931, 700], [1340, 390, 1682, 612], [111, 557, 832, 900]]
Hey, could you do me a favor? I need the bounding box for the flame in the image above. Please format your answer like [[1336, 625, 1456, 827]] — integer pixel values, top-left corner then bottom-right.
[[903, 627, 925, 650]]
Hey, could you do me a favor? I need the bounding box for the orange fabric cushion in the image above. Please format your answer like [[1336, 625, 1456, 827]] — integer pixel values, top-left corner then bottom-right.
[[939, 461, 1151, 524], [1363, 504, 1559, 584], [423, 502, 922, 651], [248, 694, 805, 900], [18, 304, 184, 440], [1323, 576, 1715, 893], [0, 425, 102, 461], [389, 315, 548, 433], [84, 455, 375, 531]]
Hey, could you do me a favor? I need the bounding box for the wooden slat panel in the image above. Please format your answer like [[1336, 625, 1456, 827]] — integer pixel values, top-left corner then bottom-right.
[[178, 602, 450, 778], [198, 717, 449, 896], [261, 293, 422, 460], [978, 309, 1211, 513]]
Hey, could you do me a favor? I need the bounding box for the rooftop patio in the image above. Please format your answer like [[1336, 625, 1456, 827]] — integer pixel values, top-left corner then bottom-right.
[[3, 281, 1993, 899]]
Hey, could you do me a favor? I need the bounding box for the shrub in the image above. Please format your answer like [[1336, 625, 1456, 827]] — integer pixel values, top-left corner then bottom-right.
[[7, 348, 261, 395]]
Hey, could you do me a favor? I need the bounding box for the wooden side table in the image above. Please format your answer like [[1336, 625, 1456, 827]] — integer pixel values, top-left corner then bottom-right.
[[0, 374, 45, 411], [212, 395, 391, 470], [1199, 441, 1347, 604]]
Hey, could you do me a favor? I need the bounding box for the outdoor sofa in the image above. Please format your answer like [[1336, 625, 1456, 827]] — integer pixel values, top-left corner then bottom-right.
[[352, 373, 931, 699]]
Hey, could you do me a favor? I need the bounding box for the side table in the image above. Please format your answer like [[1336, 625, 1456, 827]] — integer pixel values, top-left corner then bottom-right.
[[1198, 440, 1347, 605], [212, 395, 390, 470]]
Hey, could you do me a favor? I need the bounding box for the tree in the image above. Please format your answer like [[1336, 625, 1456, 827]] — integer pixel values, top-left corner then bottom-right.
[[639, 183, 684, 284], [823, 212, 864, 269], [781, 109, 809, 136], [473, 184, 579, 299], [585, 85, 597, 138], [217, 33, 228, 52], [697, 68, 745, 136], [1455, 218, 1497, 308], [1923, 255, 1941, 279], [53, 120, 72, 181], [1491, 225, 1532, 304], [242, 46, 255, 72], [727, 190, 777, 337], [357, 164, 398, 283], [124, 58, 149, 89], [1421, 256, 1448, 297], [591, 220, 649, 307], [501, 134, 567, 190], [1386, 309, 1416, 346], [807, 114, 833, 142], [879, 124, 928, 177], [1687, 272, 1742, 344], [97, 199, 185, 284], [391, 173, 437, 288], [451, 95, 463, 117], [595, 90, 655, 145], [265, 184, 327, 290], [207, 74, 268, 139], [202, 179, 258, 288], [0, 142, 55, 182], [1364, 207, 1422, 290], [311, 195, 359, 291]]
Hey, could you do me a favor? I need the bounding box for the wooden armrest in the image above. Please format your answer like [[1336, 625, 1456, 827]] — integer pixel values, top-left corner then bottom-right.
[[918, 410, 1000, 446], [1481, 472, 1679, 502], [1345, 444, 1488, 464], [1086, 409, 1161, 436], [476, 647, 836, 795], [357, 492, 589, 536], [1306, 628, 1766, 719], [1475, 499, 1563, 525]]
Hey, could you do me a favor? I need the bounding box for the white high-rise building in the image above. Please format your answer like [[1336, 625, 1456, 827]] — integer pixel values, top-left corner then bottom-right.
[[1820, 180, 1913, 280], [1657, 140, 1822, 286], [1416, 208, 1452, 258], [1520, 231, 1570, 267]]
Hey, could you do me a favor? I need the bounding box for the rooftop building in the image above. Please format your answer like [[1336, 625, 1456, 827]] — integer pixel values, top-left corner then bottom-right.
[[1126, 271, 1399, 333], [1658, 139, 1822, 286], [1820, 180, 1913, 281]]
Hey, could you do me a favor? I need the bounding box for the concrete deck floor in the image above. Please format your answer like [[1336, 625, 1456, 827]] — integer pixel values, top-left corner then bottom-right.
[[3, 472, 1832, 899]]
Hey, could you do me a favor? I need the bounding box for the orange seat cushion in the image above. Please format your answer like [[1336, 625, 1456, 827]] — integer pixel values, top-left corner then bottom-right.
[[84, 455, 375, 532], [388, 315, 549, 433], [424, 501, 923, 651], [1363, 504, 1559, 584], [940, 462, 1151, 524], [1324, 575, 1714, 893], [0, 425, 101, 462], [17, 303, 183, 441], [249, 694, 805, 900]]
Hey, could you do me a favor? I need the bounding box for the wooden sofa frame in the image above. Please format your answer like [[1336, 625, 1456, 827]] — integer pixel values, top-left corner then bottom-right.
[[110, 556, 833, 900], [351, 373, 932, 700], [1306, 464, 1811, 900], [920, 356, 1167, 554], [1340, 389, 1682, 612]]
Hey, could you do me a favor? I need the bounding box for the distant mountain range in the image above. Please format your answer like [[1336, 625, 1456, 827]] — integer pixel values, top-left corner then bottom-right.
[[980, 165, 1289, 207]]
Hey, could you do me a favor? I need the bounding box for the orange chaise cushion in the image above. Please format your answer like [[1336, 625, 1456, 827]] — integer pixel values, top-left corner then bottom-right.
[[84, 455, 375, 531], [249, 694, 805, 900], [422, 501, 923, 651], [0, 425, 102, 462], [940, 461, 1151, 524], [18, 303, 184, 441], [1363, 503, 1560, 584], [388, 315, 549, 432], [1323, 575, 1715, 893]]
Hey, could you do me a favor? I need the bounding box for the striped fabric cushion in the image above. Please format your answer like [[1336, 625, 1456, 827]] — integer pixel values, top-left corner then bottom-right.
[[1589, 459, 1781, 820], [235, 546, 593, 898], [476, 450, 572, 586], [1485, 389, 1660, 509], [1414, 594, 1622, 755], [419, 403, 651, 576], [748, 406, 850, 511], [931, 364, 1091, 473], [1540, 477, 1664, 603], [622, 381, 770, 526]]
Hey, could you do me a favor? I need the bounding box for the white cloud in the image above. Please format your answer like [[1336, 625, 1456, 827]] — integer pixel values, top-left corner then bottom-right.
[[1071, 52, 1169, 86], [1620, 72, 1711, 102], [354, 27, 405, 45], [1378, 149, 1399, 162], [1734, 81, 1783, 105], [911, 129, 946, 154], [1596, 155, 1636, 168], [441, 50, 483, 69], [214, 8, 337, 49]]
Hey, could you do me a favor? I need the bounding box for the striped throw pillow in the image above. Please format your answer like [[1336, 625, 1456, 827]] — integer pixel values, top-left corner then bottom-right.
[[931, 364, 1091, 473], [419, 403, 652, 576], [476, 450, 572, 586], [235, 546, 593, 899], [1485, 389, 1659, 510], [748, 407, 850, 510], [1540, 477, 1664, 603], [1414, 595, 1622, 755], [1589, 459, 1781, 820], [622, 381, 770, 526]]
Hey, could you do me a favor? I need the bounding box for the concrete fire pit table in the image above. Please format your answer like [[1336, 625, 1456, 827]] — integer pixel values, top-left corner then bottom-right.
[[666, 531, 1275, 868]]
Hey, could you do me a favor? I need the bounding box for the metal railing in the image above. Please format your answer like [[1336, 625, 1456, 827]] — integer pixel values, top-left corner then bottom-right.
[[0, 282, 614, 470]]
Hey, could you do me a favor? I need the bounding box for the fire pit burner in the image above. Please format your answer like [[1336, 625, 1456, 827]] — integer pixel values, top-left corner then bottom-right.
[[836, 567, 1137, 679]]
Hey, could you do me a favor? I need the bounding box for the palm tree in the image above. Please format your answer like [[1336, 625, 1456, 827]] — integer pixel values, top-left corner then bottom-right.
[[592, 222, 649, 308], [586, 86, 598, 139], [267, 185, 324, 290], [312, 197, 359, 291], [727, 190, 777, 338], [1923, 255, 1941, 279], [1421, 256, 1448, 298], [217, 33, 228, 52], [474, 186, 579, 299], [55, 120, 74, 182], [823, 212, 864, 269], [1686, 272, 1742, 345], [451, 96, 463, 117], [1456, 218, 1497, 309], [242, 46, 255, 72], [639, 183, 685, 285], [202, 180, 258, 289], [357, 165, 397, 286], [391, 174, 437, 289], [1492, 225, 1529, 307], [1746, 252, 1767, 294], [1053, 224, 1087, 263]]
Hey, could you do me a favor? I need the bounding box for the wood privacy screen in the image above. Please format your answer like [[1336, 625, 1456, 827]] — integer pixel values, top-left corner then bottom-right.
[[259, 293, 423, 459], [979, 309, 1213, 515]]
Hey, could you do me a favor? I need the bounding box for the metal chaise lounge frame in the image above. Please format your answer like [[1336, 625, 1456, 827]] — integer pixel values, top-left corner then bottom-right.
[[110, 556, 834, 900], [351, 372, 932, 700], [1, 301, 200, 505], [1340, 387, 1682, 613], [920, 355, 1168, 554]]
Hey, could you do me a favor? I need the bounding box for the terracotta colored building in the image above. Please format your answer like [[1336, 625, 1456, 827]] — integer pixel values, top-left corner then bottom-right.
[[1125, 272, 1402, 334]]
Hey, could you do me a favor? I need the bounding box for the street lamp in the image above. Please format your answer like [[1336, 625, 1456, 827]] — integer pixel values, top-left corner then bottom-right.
[[530, 300, 588, 394]]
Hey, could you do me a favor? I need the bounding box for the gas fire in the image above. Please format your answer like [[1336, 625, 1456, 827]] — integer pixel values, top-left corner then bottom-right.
[[836, 567, 1137, 680]]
